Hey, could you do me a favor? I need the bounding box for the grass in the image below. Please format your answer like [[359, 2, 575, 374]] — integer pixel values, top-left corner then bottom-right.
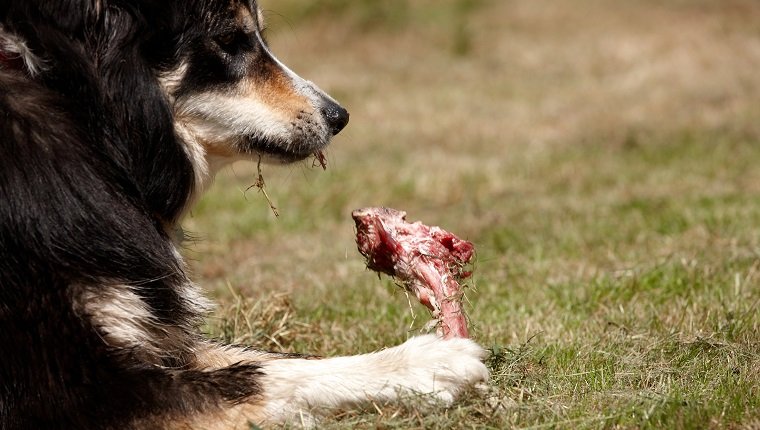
[[185, 0, 760, 428]]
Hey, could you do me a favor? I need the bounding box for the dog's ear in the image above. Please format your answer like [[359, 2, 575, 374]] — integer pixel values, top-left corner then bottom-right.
[[96, 2, 197, 223]]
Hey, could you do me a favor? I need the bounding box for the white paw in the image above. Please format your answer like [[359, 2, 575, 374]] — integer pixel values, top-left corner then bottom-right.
[[386, 334, 489, 404], [257, 334, 488, 425]]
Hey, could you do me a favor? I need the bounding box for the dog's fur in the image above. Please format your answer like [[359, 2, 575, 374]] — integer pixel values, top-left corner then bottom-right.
[[0, 1, 488, 428]]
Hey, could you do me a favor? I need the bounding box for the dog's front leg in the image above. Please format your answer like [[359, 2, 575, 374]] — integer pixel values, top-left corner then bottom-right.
[[256, 334, 489, 425]]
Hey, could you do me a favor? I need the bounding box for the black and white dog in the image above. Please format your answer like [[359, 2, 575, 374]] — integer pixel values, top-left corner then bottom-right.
[[0, 1, 488, 428]]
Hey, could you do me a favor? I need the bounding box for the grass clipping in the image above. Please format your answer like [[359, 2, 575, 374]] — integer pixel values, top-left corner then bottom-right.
[[246, 152, 327, 218], [246, 156, 279, 217]]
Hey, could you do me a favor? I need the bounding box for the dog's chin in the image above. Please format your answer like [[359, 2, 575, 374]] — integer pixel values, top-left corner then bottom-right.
[[241, 136, 329, 165]]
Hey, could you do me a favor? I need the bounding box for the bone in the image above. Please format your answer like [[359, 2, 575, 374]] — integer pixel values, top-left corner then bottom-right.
[[352, 207, 474, 339]]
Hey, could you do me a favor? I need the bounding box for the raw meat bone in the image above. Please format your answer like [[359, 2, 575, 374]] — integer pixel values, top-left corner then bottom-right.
[[352, 207, 474, 339]]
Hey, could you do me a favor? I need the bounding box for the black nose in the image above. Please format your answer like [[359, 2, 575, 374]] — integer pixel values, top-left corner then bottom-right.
[[321, 100, 349, 136]]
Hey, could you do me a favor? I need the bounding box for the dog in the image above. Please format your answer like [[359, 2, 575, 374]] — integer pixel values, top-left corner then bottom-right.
[[0, 1, 488, 428]]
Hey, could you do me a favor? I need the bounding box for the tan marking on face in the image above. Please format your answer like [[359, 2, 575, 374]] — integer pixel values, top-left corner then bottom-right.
[[241, 62, 314, 121], [221, 4, 314, 123]]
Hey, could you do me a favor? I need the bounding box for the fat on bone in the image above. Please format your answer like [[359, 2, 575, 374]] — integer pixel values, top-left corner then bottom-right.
[[352, 207, 475, 339]]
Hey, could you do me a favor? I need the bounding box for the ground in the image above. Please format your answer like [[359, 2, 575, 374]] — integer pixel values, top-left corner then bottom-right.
[[182, 0, 760, 428]]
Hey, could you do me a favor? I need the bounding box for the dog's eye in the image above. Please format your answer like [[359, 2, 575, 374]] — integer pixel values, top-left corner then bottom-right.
[[214, 32, 238, 50]]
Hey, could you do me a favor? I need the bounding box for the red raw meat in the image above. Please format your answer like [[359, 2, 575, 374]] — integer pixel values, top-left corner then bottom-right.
[[352, 207, 475, 339]]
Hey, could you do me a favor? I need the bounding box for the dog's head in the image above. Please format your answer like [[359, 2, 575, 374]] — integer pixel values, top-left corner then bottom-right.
[[1, 0, 346, 221], [152, 0, 349, 179]]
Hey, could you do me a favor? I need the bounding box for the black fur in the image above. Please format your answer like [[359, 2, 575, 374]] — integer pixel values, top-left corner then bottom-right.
[[0, 1, 282, 428]]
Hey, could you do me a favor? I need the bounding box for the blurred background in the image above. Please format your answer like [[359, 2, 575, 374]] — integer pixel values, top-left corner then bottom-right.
[[185, 1, 760, 427]]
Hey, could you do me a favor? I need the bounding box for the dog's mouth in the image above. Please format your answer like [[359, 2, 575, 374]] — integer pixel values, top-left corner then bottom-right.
[[238, 135, 330, 168]]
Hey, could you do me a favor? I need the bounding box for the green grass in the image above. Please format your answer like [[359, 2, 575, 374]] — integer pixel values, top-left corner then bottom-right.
[[187, 0, 760, 428]]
